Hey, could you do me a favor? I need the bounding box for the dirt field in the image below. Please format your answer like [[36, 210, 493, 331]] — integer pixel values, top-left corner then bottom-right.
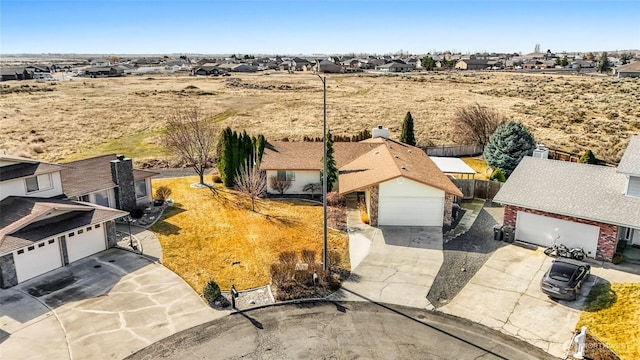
[[1, 71, 638, 164]]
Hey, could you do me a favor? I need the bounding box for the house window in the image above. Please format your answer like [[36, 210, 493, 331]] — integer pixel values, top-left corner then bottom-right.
[[87, 226, 92, 231], [95, 224, 101, 228], [68, 232, 75, 237], [48, 239, 55, 244], [623, 227, 633, 241], [25, 174, 53, 193], [17, 249, 24, 254], [28, 246, 35, 251], [277, 170, 295, 181], [135, 180, 147, 199], [79, 194, 90, 202], [39, 242, 45, 247], [94, 189, 110, 207], [78, 229, 84, 234]]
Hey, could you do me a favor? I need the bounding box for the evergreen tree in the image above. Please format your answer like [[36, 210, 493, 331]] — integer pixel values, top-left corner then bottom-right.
[[596, 52, 613, 73], [421, 56, 436, 71], [483, 121, 536, 178], [400, 111, 416, 146], [321, 131, 338, 192], [578, 149, 597, 164]]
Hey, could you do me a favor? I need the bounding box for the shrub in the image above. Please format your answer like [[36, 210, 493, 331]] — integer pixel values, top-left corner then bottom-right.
[[203, 280, 221, 303], [129, 206, 146, 219], [212, 175, 223, 183], [327, 191, 345, 207], [490, 168, 506, 182], [360, 211, 370, 224], [328, 250, 342, 268], [301, 249, 316, 265], [278, 251, 298, 266], [578, 149, 598, 164], [154, 185, 172, 200]]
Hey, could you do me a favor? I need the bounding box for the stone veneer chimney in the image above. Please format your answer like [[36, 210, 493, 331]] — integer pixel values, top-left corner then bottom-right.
[[110, 155, 136, 212]]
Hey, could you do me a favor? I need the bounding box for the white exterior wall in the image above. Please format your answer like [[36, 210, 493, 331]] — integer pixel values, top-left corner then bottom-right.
[[266, 170, 320, 195], [13, 237, 63, 283], [136, 179, 153, 206], [0, 172, 64, 200]]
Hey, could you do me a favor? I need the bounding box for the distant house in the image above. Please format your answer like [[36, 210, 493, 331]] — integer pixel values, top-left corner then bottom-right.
[[217, 63, 256, 72], [260, 127, 463, 227], [615, 61, 640, 78], [84, 66, 124, 77], [290, 57, 312, 71], [376, 62, 414, 72], [193, 63, 221, 76], [454, 59, 489, 70], [60, 154, 158, 211], [0, 155, 127, 288], [0, 67, 31, 81], [317, 59, 343, 73]]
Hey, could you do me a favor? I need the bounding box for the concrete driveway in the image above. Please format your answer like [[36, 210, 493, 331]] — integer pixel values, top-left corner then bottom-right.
[[334, 226, 443, 309], [440, 244, 597, 358], [0, 249, 222, 360]]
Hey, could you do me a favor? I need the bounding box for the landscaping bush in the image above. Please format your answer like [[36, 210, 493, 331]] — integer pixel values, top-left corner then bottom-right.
[[154, 185, 172, 201], [278, 251, 298, 266], [129, 206, 146, 219], [327, 191, 345, 207], [203, 280, 221, 303], [490, 168, 506, 182], [212, 174, 223, 183], [301, 249, 316, 265]]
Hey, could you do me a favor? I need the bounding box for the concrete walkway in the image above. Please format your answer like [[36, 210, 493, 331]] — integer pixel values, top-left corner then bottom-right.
[[116, 223, 163, 263], [444, 199, 485, 242], [332, 199, 442, 309]]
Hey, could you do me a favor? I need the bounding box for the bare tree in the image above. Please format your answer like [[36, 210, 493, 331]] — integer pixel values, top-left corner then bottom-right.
[[269, 176, 291, 195], [163, 108, 218, 185], [303, 183, 322, 200], [235, 164, 266, 212], [452, 103, 506, 148]]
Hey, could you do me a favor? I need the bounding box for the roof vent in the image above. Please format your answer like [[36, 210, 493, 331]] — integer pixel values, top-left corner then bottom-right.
[[374, 150, 379, 155], [407, 149, 412, 153], [401, 166, 407, 170], [394, 155, 399, 158]]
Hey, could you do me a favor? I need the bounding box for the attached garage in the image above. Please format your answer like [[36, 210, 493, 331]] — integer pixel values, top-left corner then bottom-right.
[[515, 211, 599, 259], [66, 224, 107, 263], [14, 238, 63, 283], [378, 178, 445, 226]]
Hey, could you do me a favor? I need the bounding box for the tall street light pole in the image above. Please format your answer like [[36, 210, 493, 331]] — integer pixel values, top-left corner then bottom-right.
[[316, 72, 328, 271]]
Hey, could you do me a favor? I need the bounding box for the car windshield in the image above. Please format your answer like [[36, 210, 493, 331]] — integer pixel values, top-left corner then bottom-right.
[[549, 262, 576, 282]]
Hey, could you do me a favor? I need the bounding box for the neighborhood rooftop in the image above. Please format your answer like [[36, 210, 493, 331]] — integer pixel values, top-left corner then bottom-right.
[[494, 156, 640, 228], [0, 155, 69, 182]]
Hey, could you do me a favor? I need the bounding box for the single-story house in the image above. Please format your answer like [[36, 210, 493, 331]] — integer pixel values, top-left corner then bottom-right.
[[615, 61, 640, 78], [454, 59, 489, 70], [0, 155, 127, 288], [493, 136, 640, 262], [84, 66, 124, 77], [317, 60, 344, 73], [60, 154, 157, 211], [0, 67, 31, 81], [260, 128, 463, 227], [376, 62, 415, 72], [193, 63, 220, 76]]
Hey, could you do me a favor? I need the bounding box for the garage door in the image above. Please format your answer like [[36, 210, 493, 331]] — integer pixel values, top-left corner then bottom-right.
[[378, 196, 444, 226], [66, 224, 106, 263], [14, 238, 63, 283], [515, 212, 599, 258]]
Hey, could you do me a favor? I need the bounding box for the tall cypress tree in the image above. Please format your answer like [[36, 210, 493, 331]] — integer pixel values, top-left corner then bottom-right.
[[400, 111, 416, 146], [321, 131, 338, 192]]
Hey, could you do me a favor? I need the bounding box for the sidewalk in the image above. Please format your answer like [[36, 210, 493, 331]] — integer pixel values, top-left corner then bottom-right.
[[116, 223, 163, 263]]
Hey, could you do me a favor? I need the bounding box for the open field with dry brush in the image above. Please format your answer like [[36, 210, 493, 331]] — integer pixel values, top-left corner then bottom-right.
[[1, 71, 638, 164]]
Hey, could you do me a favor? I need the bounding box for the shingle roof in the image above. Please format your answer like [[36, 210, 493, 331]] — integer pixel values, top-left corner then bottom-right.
[[493, 157, 640, 228], [0, 155, 69, 182], [340, 138, 463, 196], [0, 196, 127, 254], [616, 135, 640, 176], [616, 61, 640, 72], [260, 142, 372, 170], [60, 154, 158, 197]]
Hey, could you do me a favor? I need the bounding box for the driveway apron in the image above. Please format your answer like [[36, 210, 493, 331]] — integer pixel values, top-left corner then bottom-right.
[[336, 225, 443, 309]]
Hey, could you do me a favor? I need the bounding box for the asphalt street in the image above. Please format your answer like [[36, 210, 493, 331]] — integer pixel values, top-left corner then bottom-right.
[[126, 301, 555, 360]]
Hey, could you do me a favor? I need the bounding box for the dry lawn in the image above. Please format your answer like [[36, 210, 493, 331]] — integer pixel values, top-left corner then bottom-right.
[[461, 157, 491, 180], [150, 176, 349, 293], [1, 71, 638, 164], [578, 282, 640, 360]]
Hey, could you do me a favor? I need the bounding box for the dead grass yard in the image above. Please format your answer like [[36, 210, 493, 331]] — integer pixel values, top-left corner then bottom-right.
[[150, 176, 349, 292], [1, 71, 638, 164], [578, 282, 640, 360]]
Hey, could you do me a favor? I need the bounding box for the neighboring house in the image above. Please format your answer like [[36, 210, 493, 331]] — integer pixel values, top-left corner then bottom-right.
[[429, 157, 476, 179], [493, 136, 640, 262], [84, 66, 124, 77], [615, 61, 640, 78], [193, 63, 220, 76], [0, 155, 127, 288], [455, 59, 490, 70], [60, 154, 157, 211], [260, 128, 463, 227], [317, 60, 344, 73], [376, 62, 415, 72], [217, 63, 256, 72], [0, 67, 31, 81]]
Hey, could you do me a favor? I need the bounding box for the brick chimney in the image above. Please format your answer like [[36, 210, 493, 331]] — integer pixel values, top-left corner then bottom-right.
[[110, 155, 136, 212]]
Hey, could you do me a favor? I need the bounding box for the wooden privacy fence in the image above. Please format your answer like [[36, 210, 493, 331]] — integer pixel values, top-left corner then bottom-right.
[[423, 144, 483, 157], [452, 179, 503, 200]]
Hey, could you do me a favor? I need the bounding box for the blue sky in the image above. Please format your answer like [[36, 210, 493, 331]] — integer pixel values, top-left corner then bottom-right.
[[1, 0, 638, 55]]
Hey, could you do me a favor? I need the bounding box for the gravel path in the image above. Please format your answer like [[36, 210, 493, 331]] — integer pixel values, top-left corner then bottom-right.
[[427, 203, 505, 308]]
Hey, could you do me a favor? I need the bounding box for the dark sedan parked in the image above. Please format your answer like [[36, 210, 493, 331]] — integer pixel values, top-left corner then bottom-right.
[[540, 258, 591, 300]]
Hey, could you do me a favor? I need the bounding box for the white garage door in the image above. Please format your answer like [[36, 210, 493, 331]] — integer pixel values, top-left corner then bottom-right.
[[515, 212, 599, 258], [14, 238, 63, 283], [66, 225, 106, 263], [378, 196, 444, 226]]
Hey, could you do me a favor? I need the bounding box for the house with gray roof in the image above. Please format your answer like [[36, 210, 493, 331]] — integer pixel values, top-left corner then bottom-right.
[[493, 135, 640, 263], [0, 155, 128, 288]]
